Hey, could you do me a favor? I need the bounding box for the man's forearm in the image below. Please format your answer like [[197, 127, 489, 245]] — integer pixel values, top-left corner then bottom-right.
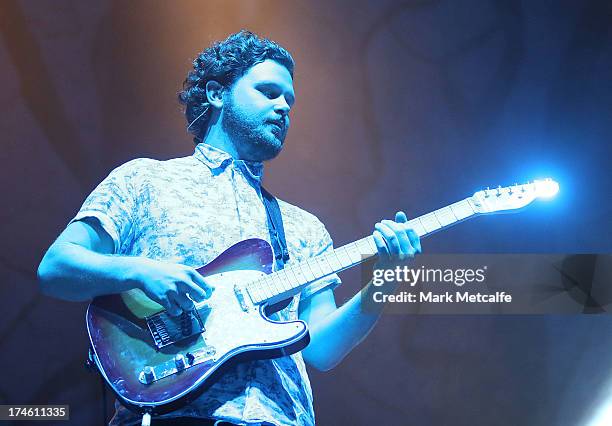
[[303, 280, 391, 371], [37, 242, 141, 302]]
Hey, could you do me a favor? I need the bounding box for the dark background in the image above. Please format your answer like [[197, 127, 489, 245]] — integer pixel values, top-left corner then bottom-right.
[[1, 0, 611, 425]]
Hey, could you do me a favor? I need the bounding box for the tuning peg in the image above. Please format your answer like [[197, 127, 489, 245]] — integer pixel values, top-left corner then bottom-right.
[[496, 185, 502, 197], [484, 186, 490, 198]]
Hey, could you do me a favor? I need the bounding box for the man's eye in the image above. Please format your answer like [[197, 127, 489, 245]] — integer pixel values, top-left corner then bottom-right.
[[260, 89, 278, 99]]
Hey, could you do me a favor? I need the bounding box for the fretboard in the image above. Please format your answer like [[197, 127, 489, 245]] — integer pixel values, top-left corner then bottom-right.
[[245, 197, 477, 305]]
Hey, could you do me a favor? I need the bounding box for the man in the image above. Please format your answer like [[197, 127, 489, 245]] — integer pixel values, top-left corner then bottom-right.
[[38, 31, 420, 426]]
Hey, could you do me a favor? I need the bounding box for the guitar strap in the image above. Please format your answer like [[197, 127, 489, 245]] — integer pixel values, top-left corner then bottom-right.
[[260, 186, 290, 270]]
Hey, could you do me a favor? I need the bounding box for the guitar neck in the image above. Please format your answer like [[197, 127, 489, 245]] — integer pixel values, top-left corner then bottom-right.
[[245, 197, 479, 305]]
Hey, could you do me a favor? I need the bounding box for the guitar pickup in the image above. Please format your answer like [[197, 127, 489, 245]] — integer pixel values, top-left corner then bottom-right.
[[138, 346, 217, 384], [146, 309, 205, 350]]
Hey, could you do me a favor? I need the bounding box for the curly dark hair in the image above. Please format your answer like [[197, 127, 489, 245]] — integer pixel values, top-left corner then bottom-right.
[[178, 30, 295, 144]]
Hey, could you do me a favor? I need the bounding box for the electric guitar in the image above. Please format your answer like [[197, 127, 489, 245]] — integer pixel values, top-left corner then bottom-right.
[[86, 179, 559, 415]]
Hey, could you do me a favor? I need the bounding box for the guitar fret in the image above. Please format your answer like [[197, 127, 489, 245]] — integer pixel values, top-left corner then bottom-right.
[[416, 217, 429, 235], [450, 200, 473, 220], [263, 276, 276, 298], [300, 262, 317, 282], [277, 269, 291, 291], [447, 204, 459, 221], [311, 257, 327, 277], [303, 263, 318, 282], [286, 267, 303, 290], [355, 239, 366, 255], [290, 267, 304, 284], [284, 269, 296, 289], [317, 256, 333, 276], [357, 238, 376, 257], [327, 251, 344, 271], [287, 267, 306, 288], [254, 285, 265, 303], [457, 200, 474, 219], [417, 215, 436, 233], [281, 268, 295, 291], [246, 283, 257, 301], [350, 244, 362, 262], [322, 254, 335, 271], [264, 275, 278, 297], [257, 278, 268, 299], [336, 247, 353, 267], [249, 280, 262, 301], [345, 244, 362, 264], [430, 212, 442, 227], [263, 275, 277, 297], [312, 255, 328, 278], [407, 218, 426, 237], [434, 207, 456, 227], [259, 279, 269, 299], [253, 286, 264, 303]]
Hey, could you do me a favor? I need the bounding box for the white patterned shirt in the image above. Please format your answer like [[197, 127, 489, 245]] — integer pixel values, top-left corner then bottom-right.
[[72, 142, 341, 426]]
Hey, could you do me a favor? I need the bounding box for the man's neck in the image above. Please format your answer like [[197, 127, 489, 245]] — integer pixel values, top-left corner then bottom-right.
[[201, 123, 240, 159]]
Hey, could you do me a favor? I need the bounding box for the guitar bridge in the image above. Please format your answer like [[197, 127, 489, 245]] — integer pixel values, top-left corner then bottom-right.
[[146, 309, 205, 350]]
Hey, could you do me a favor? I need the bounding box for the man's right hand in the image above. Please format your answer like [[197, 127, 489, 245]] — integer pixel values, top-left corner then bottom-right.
[[38, 219, 215, 305], [132, 258, 214, 316]]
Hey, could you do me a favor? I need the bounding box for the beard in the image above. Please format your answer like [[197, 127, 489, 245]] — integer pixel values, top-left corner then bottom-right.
[[221, 100, 285, 162]]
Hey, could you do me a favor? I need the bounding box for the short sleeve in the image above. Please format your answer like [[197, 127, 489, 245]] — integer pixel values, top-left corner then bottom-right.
[[300, 219, 342, 300], [69, 159, 148, 253]]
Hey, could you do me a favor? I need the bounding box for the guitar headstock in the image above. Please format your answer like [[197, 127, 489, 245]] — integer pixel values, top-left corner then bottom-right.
[[470, 178, 559, 214]]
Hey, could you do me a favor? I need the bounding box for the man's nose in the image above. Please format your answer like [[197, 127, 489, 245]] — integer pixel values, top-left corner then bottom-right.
[[274, 98, 291, 116]]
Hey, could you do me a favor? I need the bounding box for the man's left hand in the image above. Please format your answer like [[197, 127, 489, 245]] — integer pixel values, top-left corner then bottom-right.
[[372, 211, 421, 269]]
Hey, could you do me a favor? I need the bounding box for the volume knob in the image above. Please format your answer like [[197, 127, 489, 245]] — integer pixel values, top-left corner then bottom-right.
[[142, 366, 155, 384], [174, 354, 187, 371]]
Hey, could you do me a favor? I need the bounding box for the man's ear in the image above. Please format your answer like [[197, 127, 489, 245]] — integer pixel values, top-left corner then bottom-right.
[[205, 80, 224, 109]]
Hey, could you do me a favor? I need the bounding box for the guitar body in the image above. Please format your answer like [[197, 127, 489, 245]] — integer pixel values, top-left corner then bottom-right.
[[86, 238, 309, 414]]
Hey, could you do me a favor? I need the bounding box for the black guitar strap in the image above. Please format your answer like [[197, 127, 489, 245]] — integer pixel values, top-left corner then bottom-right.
[[260, 186, 290, 270]]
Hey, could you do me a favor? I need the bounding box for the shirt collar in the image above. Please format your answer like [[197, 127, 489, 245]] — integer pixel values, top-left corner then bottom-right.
[[194, 142, 264, 184]]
